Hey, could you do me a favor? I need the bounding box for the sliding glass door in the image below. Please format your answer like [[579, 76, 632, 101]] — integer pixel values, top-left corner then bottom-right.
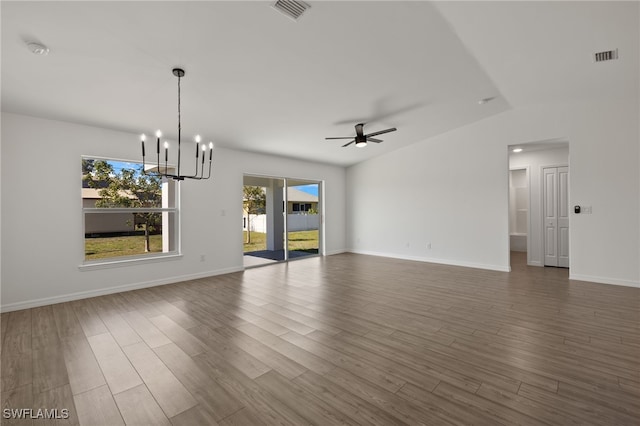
[[243, 174, 322, 268], [286, 179, 321, 261], [243, 175, 285, 267]]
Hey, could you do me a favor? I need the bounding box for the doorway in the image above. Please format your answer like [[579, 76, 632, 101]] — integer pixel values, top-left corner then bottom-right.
[[243, 175, 284, 267], [508, 141, 569, 269], [509, 168, 529, 264], [286, 179, 321, 260], [243, 174, 323, 268]]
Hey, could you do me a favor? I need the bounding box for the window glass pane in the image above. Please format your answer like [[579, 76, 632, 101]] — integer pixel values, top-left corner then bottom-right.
[[84, 211, 176, 261], [82, 159, 166, 208], [82, 156, 178, 263]]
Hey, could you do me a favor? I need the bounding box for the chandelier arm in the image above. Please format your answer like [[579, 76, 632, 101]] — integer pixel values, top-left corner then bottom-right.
[[141, 143, 147, 174], [201, 150, 205, 179], [194, 145, 200, 178], [164, 143, 169, 176], [157, 136, 161, 179]]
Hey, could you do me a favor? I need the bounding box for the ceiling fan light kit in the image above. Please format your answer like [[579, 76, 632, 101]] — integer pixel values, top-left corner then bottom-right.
[[326, 122, 397, 148]]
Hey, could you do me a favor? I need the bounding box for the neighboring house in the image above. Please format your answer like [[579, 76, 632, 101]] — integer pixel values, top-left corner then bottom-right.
[[82, 187, 136, 235], [287, 187, 318, 214], [243, 187, 319, 232]]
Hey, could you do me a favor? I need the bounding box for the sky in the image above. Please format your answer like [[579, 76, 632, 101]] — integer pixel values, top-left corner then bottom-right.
[[295, 184, 318, 196], [105, 160, 320, 197], [111, 161, 142, 174]]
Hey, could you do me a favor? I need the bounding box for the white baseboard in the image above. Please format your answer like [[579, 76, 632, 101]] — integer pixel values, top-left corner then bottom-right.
[[569, 273, 640, 288], [0, 266, 244, 313], [348, 249, 511, 272], [325, 248, 348, 256]]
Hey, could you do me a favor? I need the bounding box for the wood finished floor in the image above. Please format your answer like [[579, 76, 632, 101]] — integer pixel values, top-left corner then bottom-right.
[[1, 252, 639, 425]]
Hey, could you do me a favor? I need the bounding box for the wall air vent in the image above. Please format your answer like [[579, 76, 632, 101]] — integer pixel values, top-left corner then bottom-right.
[[594, 49, 618, 62], [272, 0, 310, 21]]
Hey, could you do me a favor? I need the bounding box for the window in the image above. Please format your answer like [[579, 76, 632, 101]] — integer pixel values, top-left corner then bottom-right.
[[292, 203, 312, 213], [82, 157, 179, 264]]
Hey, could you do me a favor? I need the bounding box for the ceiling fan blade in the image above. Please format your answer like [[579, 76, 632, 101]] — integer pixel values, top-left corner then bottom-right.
[[367, 138, 383, 143], [365, 127, 397, 138], [326, 137, 355, 140], [341, 140, 355, 147], [355, 123, 365, 137]]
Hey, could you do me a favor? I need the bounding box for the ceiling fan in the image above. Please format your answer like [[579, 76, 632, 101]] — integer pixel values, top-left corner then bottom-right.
[[326, 123, 397, 148]]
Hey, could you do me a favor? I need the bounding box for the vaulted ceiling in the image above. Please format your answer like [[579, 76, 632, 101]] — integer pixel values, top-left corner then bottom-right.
[[2, 1, 638, 166]]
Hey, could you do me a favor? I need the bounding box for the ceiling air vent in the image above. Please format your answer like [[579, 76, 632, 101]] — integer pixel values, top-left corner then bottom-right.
[[272, 0, 310, 21], [594, 49, 618, 62]]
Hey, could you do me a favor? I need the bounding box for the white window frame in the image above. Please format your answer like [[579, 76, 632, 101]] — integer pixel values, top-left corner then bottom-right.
[[79, 156, 181, 270]]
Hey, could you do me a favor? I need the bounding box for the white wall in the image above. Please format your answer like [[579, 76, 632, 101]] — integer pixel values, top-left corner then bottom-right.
[[0, 113, 346, 311], [347, 99, 639, 286], [510, 146, 569, 265]]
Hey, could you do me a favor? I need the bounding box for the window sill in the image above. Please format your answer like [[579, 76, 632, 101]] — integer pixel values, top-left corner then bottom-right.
[[78, 253, 183, 271]]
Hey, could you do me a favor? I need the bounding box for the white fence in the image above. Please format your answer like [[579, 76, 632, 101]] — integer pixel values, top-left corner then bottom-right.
[[244, 214, 319, 233], [287, 214, 320, 232]]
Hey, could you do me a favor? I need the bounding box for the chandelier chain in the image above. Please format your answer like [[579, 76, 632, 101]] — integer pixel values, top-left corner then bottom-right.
[[177, 71, 182, 177]]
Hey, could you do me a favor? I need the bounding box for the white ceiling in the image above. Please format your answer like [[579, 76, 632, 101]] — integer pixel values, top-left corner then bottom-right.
[[2, 1, 638, 167]]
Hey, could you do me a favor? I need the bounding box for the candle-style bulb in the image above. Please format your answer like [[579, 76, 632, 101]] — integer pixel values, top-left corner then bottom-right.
[[209, 142, 214, 150], [164, 141, 169, 149], [202, 145, 207, 152], [141, 134, 146, 142], [194, 135, 201, 143], [156, 130, 162, 138]]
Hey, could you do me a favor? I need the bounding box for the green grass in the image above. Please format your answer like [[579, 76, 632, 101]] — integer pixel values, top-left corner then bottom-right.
[[87, 230, 318, 260], [85, 235, 163, 260], [243, 230, 318, 253], [287, 230, 319, 251], [243, 230, 267, 253]]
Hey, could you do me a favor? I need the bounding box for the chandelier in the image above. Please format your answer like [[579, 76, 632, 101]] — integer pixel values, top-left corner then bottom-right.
[[140, 68, 213, 180]]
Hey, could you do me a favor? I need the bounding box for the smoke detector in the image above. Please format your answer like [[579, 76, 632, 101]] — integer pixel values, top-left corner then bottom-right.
[[27, 42, 49, 56]]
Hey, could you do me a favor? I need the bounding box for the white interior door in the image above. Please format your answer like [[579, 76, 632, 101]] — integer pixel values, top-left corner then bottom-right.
[[557, 167, 569, 267], [543, 168, 558, 266], [543, 166, 569, 268]]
